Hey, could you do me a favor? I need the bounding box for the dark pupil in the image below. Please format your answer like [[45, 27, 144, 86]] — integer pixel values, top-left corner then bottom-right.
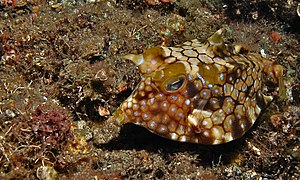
[[167, 77, 185, 92]]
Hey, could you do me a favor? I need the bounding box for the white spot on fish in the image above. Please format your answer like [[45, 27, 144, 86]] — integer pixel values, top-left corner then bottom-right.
[[196, 72, 206, 85]]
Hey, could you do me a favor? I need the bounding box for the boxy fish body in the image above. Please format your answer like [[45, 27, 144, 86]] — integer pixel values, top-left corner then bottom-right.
[[114, 29, 284, 145]]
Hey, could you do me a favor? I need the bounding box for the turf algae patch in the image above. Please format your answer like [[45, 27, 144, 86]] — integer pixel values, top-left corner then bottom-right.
[[30, 105, 73, 149]]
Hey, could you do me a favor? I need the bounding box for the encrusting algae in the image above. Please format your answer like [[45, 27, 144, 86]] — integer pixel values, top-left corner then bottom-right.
[[114, 28, 285, 145]]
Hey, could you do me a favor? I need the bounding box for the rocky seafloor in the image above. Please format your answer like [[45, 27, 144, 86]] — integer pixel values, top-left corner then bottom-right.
[[0, 0, 299, 179]]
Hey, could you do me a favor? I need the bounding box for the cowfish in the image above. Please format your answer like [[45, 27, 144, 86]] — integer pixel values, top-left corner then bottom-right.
[[114, 28, 285, 145]]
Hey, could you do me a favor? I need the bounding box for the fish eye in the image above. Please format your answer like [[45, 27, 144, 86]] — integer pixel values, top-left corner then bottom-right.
[[165, 76, 186, 93]]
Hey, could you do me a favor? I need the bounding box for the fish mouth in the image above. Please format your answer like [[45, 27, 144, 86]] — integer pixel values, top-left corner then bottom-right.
[[113, 108, 125, 126]]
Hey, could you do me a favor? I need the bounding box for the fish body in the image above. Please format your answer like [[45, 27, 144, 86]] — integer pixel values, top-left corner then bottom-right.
[[114, 29, 284, 145]]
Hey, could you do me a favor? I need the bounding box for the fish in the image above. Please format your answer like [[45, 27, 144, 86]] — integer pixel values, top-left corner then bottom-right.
[[113, 28, 285, 145]]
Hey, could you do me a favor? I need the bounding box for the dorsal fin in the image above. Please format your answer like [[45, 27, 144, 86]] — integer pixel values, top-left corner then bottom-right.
[[206, 28, 231, 57]]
